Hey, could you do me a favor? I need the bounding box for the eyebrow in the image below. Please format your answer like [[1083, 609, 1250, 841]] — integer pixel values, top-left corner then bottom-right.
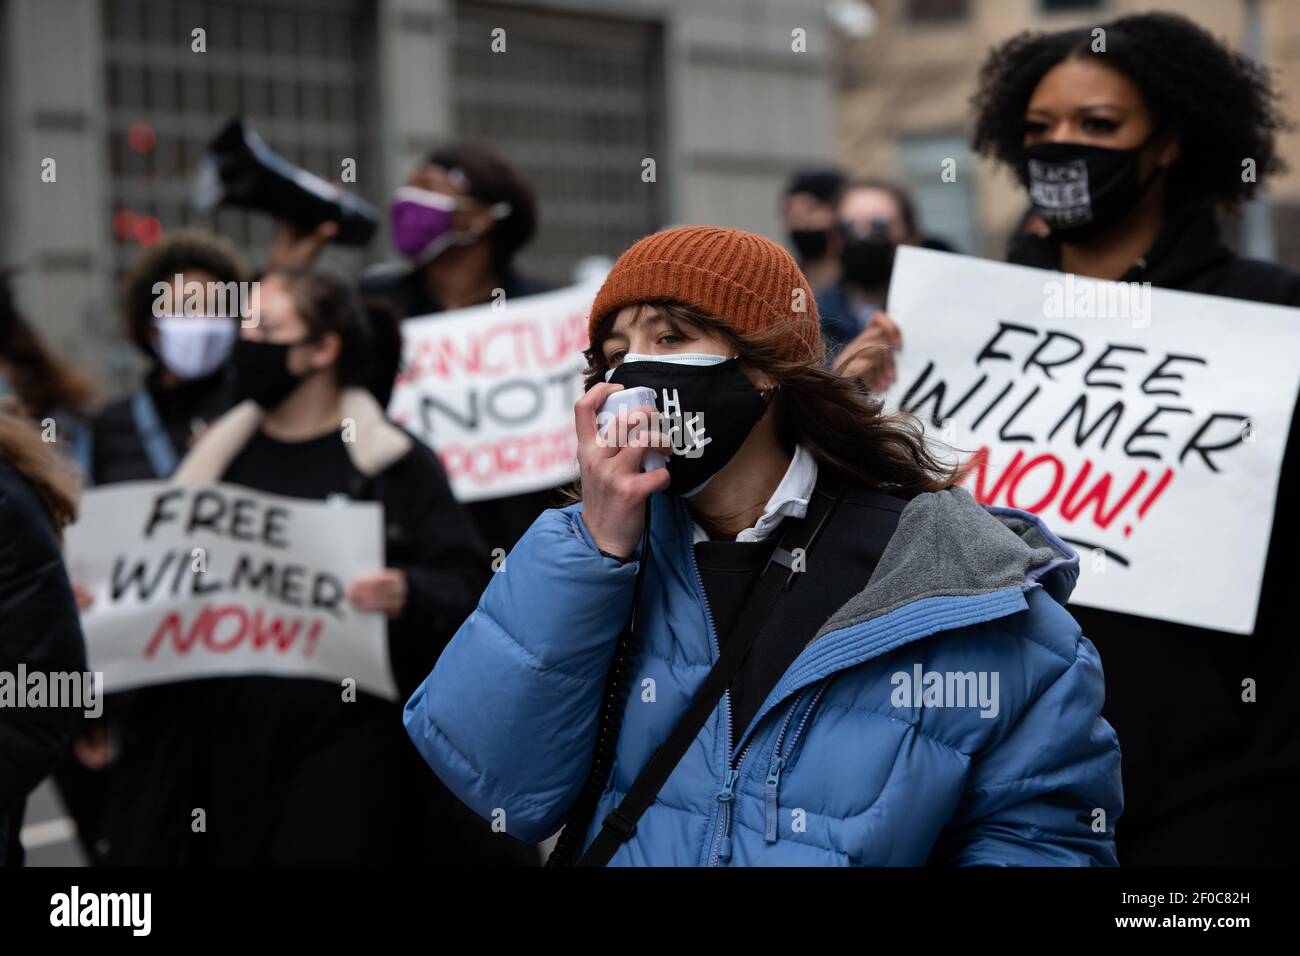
[[1026, 102, 1124, 115], [607, 309, 669, 342]]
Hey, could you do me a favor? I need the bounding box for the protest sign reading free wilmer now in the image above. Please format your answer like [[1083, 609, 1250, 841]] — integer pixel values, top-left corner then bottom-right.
[[885, 247, 1300, 635], [64, 482, 396, 700], [388, 280, 599, 502]]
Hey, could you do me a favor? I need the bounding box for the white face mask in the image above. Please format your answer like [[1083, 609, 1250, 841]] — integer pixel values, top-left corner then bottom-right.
[[603, 352, 727, 382], [153, 315, 237, 380]]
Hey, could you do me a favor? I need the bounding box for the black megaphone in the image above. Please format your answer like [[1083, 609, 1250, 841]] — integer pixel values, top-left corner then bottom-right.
[[191, 118, 378, 246]]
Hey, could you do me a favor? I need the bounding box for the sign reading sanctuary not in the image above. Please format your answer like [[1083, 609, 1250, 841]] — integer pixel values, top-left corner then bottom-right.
[[388, 280, 599, 502]]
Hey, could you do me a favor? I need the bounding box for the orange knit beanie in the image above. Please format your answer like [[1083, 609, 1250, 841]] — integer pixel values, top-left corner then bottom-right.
[[588, 226, 822, 363]]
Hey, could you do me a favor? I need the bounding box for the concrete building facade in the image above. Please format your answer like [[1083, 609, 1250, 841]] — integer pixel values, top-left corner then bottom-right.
[[1, 0, 837, 389]]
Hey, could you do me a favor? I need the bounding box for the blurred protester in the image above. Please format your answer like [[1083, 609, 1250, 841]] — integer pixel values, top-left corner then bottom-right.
[[405, 226, 1121, 867], [970, 11, 1300, 863], [816, 179, 921, 353], [781, 167, 845, 290], [269, 140, 556, 554], [58, 228, 252, 866], [0, 405, 85, 866], [105, 268, 532, 864], [89, 229, 251, 484], [0, 271, 97, 466]]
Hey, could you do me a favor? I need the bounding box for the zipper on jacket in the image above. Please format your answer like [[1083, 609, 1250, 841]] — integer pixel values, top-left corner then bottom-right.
[[687, 532, 772, 866], [764, 680, 830, 845], [713, 730, 761, 863], [762, 691, 804, 843], [715, 768, 740, 862], [687, 531, 738, 866]]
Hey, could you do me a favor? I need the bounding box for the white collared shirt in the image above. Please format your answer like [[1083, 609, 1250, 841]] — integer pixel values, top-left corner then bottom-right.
[[690, 444, 819, 545]]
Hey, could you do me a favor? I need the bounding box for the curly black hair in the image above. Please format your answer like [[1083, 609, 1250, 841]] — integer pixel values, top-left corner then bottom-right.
[[121, 227, 251, 360], [970, 11, 1289, 212], [425, 140, 538, 271]]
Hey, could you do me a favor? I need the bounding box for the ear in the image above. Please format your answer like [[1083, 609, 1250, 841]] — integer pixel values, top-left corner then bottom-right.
[[466, 205, 497, 237], [310, 331, 342, 371], [1154, 130, 1181, 169], [743, 363, 776, 390]]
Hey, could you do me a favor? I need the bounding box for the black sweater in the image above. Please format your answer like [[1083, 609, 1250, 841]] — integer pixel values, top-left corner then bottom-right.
[[695, 481, 905, 749], [1010, 207, 1300, 864]]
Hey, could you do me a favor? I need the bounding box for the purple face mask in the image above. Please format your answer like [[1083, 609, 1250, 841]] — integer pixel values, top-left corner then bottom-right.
[[389, 186, 459, 260]]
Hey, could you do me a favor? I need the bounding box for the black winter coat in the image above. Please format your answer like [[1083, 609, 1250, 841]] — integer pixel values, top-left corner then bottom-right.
[[0, 460, 86, 866], [89, 367, 234, 484], [1010, 206, 1300, 865]]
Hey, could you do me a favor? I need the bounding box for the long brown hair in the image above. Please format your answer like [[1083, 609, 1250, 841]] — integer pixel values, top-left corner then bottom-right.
[[0, 402, 80, 535], [1, 272, 96, 419], [579, 302, 961, 502]]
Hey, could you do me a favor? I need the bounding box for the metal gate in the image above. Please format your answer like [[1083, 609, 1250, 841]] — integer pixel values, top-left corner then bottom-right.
[[453, 1, 664, 284], [102, 0, 376, 275]]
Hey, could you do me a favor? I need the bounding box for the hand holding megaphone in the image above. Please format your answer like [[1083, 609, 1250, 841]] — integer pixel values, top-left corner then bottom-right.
[[266, 220, 340, 271]]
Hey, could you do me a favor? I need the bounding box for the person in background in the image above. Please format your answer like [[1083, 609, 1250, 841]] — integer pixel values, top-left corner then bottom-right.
[[0, 270, 97, 466], [816, 179, 921, 353], [781, 167, 845, 291], [965, 10, 1300, 865], [269, 140, 555, 554], [89, 229, 252, 485], [0, 405, 85, 866], [57, 228, 252, 865], [135, 268, 533, 865]]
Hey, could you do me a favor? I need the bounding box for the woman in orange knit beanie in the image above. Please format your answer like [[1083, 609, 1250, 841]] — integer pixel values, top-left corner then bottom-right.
[[406, 225, 1122, 868]]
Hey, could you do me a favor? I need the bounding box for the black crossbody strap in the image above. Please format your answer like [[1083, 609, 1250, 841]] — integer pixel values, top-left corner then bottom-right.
[[577, 479, 847, 867]]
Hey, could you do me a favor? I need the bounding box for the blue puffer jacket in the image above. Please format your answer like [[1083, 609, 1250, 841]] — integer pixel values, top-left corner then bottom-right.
[[404, 484, 1123, 866]]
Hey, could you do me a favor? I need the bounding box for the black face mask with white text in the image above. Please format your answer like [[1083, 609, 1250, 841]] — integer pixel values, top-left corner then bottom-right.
[[606, 356, 769, 497], [1021, 139, 1162, 243]]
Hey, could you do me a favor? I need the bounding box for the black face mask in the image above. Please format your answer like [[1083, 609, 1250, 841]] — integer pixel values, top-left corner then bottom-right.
[[789, 228, 830, 262], [606, 358, 770, 497], [1022, 140, 1160, 243], [231, 338, 306, 409], [840, 236, 896, 291]]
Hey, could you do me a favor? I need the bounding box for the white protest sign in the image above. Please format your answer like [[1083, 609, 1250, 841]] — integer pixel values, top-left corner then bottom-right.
[[64, 481, 395, 699], [387, 281, 599, 501], [885, 247, 1300, 634]]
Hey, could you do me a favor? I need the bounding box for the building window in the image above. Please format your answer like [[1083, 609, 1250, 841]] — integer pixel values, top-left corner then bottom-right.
[[895, 132, 980, 256], [905, 0, 969, 25], [1039, 0, 1104, 12], [454, 1, 664, 285], [102, 0, 377, 276]]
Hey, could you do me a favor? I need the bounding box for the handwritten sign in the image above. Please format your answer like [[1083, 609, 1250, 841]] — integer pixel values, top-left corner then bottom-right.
[[387, 281, 598, 501], [886, 247, 1300, 634], [64, 482, 395, 699]]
